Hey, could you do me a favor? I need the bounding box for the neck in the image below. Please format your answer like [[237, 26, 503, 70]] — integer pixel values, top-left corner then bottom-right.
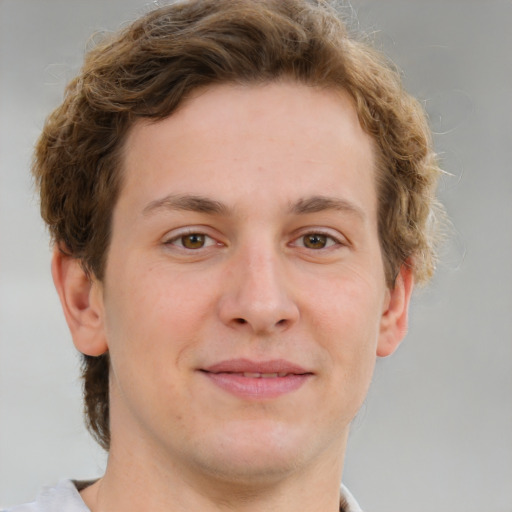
[[81, 436, 347, 512], [83, 383, 351, 512]]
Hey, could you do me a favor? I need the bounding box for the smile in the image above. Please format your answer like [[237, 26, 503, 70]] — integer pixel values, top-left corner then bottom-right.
[[200, 359, 313, 399]]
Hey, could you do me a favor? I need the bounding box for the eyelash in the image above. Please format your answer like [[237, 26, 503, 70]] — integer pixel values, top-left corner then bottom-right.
[[163, 229, 345, 252], [289, 230, 346, 251], [164, 230, 220, 250]]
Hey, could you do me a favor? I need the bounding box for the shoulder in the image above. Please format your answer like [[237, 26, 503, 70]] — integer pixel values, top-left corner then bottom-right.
[[2, 480, 91, 512]]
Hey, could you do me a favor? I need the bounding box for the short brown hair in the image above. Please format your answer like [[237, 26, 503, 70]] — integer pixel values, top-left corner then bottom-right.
[[33, 0, 443, 450]]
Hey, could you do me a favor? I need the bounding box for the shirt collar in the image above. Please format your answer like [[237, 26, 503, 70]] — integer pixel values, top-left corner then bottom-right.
[[340, 484, 364, 512]]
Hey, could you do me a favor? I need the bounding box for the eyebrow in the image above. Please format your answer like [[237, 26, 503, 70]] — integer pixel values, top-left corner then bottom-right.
[[290, 195, 366, 221], [142, 194, 229, 216], [142, 193, 365, 220]]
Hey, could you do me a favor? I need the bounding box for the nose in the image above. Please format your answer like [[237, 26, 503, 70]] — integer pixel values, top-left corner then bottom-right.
[[217, 244, 300, 335]]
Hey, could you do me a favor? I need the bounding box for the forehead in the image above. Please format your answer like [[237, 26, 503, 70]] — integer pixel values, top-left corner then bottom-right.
[[126, 82, 371, 156], [119, 81, 376, 217]]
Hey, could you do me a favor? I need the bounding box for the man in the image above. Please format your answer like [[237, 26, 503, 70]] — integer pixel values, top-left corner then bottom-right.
[[5, 0, 442, 510]]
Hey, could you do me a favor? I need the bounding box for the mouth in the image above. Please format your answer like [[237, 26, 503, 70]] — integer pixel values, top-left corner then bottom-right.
[[199, 358, 313, 399], [223, 372, 297, 378]]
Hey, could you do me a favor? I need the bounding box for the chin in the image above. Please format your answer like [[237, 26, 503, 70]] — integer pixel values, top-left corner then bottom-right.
[[192, 450, 302, 488], [186, 420, 328, 486]]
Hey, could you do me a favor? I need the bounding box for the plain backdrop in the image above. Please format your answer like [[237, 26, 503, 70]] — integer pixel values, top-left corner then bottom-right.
[[1, 1, 511, 511]]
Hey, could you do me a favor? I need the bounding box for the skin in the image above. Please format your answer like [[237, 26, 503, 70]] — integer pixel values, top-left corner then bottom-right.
[[53, 81, 413, 512]]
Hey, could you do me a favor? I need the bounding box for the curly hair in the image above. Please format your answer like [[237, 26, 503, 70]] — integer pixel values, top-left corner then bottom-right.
[[33, 0, 443, 450]]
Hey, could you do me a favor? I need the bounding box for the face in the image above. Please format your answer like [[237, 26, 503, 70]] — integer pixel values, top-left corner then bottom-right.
[[83, 82, 409, 485]]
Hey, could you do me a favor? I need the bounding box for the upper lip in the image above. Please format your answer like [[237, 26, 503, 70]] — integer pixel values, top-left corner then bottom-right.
[[202, 358, 312, 375]]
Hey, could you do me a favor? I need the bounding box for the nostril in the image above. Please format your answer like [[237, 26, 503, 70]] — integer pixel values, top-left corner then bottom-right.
[[234, 318, 247, 325], [277, 319, 287, 326]]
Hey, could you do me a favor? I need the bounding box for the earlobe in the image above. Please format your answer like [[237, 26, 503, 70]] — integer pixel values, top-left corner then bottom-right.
[[51, 246, 108, 357], [377, 264, 414, 358]]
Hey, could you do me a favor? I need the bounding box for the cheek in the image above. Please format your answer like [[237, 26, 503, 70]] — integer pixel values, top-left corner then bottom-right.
[[307, 274, 384, 385], [300, 280, 381, 429], [310, 274, 384, 344], [103, 266, 210, 418], [104, 262, 217, 363]]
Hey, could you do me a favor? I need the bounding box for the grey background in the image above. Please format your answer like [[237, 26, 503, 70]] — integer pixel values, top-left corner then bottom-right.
[[1, 1, 511, 511]]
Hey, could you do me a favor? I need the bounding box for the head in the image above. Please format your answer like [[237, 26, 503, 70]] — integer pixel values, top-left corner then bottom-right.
[[34, 0, 442, 452]]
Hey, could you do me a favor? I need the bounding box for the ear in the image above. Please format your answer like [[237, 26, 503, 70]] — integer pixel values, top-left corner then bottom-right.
[[377, 264, 414, 358], [51, 246, 108, 356]]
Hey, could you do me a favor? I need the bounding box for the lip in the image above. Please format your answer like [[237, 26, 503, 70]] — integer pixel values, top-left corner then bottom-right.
[[200, 358, 313, 400]]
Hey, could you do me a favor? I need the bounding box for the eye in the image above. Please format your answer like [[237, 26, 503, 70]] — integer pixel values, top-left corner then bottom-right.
[[292, 232, 342, 250], [165, 232, 218, 250], [302, 233, 330, 249]]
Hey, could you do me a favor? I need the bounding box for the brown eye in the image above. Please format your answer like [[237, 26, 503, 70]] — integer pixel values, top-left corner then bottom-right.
[[302, 234, 328, 249], [181, 233, 206, 249]]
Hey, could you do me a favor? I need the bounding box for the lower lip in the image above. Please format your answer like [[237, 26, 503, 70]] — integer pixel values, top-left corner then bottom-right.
[[201, 372, 311, 399]]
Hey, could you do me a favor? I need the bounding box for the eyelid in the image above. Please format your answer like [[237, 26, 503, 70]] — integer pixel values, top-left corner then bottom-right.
[[289, 228, 348, 249], [163, 227, 222, 249], [161, 225, 348, 251]]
